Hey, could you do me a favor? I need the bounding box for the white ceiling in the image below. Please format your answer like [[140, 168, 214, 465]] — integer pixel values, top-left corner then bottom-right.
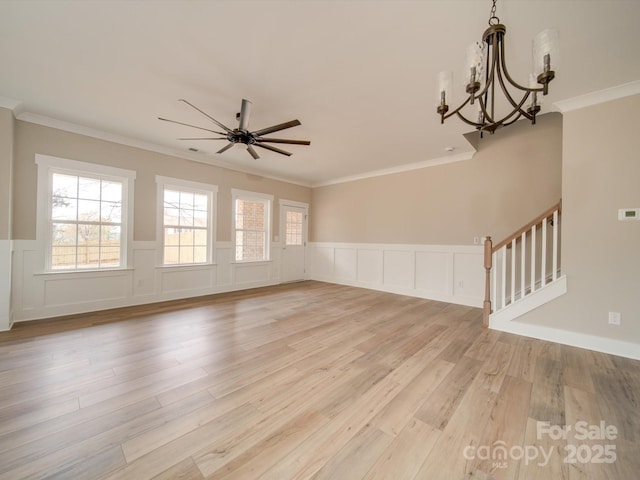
[[1, 1, 639, 186]]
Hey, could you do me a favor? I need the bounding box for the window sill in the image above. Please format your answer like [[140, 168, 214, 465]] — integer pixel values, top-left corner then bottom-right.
[[35, 267, 134, 277], [156, 263, 217, 270], [231, 260, 272, 266]]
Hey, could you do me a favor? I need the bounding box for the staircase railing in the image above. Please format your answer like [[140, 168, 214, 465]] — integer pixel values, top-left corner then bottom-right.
[[483, 201, 562, 327]]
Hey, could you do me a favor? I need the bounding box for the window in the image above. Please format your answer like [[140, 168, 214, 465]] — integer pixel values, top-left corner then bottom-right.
[[36, 155, 135, 272], [232, 189, 273, 262], [285, 210, 304, 246], [156, 177, 217, 266]]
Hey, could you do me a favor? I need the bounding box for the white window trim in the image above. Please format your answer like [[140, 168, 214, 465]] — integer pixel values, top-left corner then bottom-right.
[[231, 188, 273, 263], [156, 176, 218, 267], [35, 154, 136, 273]]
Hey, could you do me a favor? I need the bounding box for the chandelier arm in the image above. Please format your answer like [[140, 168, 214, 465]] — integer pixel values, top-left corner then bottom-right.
[[442, 96, 473, 121], [478, 96, 495, 124], [456, 111, 483, 129], [498, 38, 545, 93], [494, 62, 535, 123], [502, 113, 524, 127]]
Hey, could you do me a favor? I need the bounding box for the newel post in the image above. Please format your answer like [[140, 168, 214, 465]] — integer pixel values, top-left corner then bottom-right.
[[483, 236, 492, 328]]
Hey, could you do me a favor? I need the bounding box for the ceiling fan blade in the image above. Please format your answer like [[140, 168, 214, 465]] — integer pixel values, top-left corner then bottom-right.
[[216, 143, 235, 154], [253, 142, 292, 156], [255, 138, 310, 145], [252, 119, 301, 137], [247, 145, 260, 159], [179, 99, 233, 133], [158, 117, 225, 135], [239, 99, 252, 132], [178, 137, 228, 140]]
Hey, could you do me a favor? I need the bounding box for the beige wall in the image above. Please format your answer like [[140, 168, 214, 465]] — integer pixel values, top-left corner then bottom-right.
[[12, 121, 311, 241], [310, 113, 562, 245], [0, 108, 14, 239], [519, 94, 640, 344]]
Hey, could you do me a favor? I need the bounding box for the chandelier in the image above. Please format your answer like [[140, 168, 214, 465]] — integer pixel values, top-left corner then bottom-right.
[[437, 0, 558, 134]]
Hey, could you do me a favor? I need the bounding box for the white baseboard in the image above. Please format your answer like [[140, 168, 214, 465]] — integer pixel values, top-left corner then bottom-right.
[[490, 315, 640, 361]]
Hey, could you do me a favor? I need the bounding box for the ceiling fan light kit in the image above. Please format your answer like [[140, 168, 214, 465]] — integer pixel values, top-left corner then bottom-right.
[[159, 99, 310, 160], [437, 0, 558, 135]]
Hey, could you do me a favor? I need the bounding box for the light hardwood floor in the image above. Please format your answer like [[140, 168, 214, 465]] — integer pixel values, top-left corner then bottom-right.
[[0, 281, 638, 479]]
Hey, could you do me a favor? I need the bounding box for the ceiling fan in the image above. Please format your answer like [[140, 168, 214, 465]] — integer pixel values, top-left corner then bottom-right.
[[159, 99, 310, 159]]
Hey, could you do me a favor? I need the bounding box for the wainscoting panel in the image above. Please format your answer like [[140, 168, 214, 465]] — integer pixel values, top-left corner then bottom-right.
[[334, 248, 357, 282], [383, 250, 415, 290], [10, 240, 283, 323], [44, 271, 129, 306], [357, 249, 383, 286], [308, 242, 484, 308]]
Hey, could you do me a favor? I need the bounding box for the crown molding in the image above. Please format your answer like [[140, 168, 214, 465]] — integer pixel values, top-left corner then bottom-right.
[[552, 80, 640, 113], [14, 111, 312, 188], [312, 150, 476, 188]]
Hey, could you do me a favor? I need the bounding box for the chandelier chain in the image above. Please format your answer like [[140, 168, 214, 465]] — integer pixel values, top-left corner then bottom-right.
[[488, 0, 499, 25]]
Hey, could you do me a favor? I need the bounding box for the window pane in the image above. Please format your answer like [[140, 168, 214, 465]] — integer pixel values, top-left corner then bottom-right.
[[102, 225, 121, 243], [193, 246, 207, 263], [179, 208, 194, 227], [164, 246, 179, 264], [52, 223, 77, 246], [78, 177, 101, 200], [164, 227, 179, 246], [101, 201, 122, 223], [52, 198, 77, 221], [78, 199, 100, 222], [179, 246, 193, 263], [51, 246, 77, 270], [164, 207, 180, 227], [164, 189, 180, 207], [194, 194, 208, 210], [193, 209, 207, 228], [75, 246, 99, 268], [52, 173, 78, 198], [194, 229, 207, 246], [180, 191, 195, 209], [101, 181, 122, 202], [77, 224, 101, 245], [100, 246, 120, 267]]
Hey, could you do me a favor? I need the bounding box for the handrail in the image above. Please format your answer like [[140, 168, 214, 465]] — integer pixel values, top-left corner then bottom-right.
[[492, 200, 562, 252]]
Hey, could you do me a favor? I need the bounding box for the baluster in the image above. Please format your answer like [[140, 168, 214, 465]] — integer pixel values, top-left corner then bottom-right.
[[511, 238, 516, 303], [531, 224, 536, 293], [541, 217, 547, 286], [492, 251, 497, 309], [501, 245, 507, 309], [521, 232, 526, 299], [552, 209, 558, 280]]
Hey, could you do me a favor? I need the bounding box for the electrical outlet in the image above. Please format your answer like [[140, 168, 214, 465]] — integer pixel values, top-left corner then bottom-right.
[[473, 236, 480, 245], [608, 312, 621, 326]]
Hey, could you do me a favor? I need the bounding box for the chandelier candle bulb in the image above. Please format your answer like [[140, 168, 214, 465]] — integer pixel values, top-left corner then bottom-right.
[[437, 71, 452, 120]]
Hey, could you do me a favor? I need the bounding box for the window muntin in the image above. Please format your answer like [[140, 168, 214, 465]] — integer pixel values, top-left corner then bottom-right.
[[233, 190, 272, 262]]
